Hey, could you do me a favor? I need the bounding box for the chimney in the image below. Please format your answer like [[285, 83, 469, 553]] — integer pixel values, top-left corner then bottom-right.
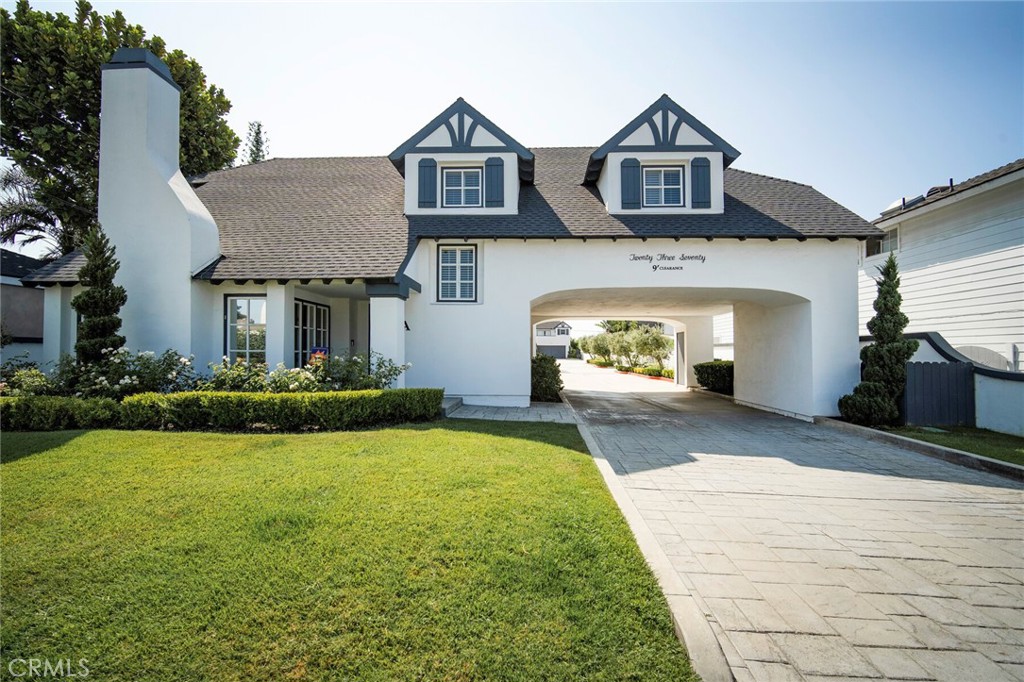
[[98, 48, 220, 356]]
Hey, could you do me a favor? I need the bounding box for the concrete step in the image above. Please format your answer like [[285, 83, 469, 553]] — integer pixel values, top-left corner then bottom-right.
[[441, 397, 463, 416]]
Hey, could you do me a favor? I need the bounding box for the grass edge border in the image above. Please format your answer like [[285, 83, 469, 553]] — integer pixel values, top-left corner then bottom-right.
[[814, 417, 1024, 482]]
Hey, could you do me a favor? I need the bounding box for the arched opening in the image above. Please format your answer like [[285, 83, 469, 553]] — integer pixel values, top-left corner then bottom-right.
[[530, 286, 828, 418]]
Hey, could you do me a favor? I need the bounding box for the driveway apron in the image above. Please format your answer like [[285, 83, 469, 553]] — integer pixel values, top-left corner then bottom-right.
[[562, 364, 1024, 682]]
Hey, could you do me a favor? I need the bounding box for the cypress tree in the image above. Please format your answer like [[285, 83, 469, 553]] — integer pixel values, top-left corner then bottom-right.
[[71, 226, 127, 363], [838, 253, 918, 425]]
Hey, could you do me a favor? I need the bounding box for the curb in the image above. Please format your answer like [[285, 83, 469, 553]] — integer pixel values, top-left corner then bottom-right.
[[814, 417, 1024, 482], [561, 395, 735, 682]]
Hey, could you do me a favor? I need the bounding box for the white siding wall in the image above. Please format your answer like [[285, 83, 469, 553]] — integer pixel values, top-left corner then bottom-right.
[[859, 177, 1024, 371]]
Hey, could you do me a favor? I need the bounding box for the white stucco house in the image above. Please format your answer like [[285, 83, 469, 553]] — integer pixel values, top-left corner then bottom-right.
[[25, 48, 881, 419], [861, 158, 1024, 372], [534, 321, 572, 359]]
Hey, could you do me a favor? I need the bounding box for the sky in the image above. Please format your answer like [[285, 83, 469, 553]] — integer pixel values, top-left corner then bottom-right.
[[4, 0, 1023, 263]]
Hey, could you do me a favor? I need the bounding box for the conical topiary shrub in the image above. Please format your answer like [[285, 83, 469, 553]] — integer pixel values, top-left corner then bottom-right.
[[838, 253, 918, 426], [71, 226, 128, 364]]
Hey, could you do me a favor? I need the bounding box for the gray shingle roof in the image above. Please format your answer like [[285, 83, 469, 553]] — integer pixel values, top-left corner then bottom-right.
[[2, 249, 45, 279], [409, 148, 878, 242], [26, 148, 881, 284], [874, 157, 1024, 224], [194, 156, 409, 281], [20, 250, 84, 284], [536, 320, 569, 330]]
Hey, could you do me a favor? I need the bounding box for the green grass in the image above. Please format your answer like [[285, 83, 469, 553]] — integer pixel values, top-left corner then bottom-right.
[[0, 422, 696, 682], [888, 426, 1024, 466]]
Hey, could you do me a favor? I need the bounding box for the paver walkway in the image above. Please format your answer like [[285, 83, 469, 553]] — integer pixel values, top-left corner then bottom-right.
[[448, 401, 576, 423], [561, 360, 1024, 682]]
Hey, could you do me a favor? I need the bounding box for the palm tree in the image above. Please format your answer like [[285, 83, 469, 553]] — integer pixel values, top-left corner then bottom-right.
[[0, 165, 64, 257]]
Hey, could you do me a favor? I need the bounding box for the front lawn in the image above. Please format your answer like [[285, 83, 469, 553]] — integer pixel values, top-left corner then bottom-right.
[[1, 422, 695, 681], [888, 425, 1024, 467]]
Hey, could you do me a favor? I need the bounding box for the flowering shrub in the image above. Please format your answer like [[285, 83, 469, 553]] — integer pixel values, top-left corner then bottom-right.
[[305, 352, 410, 391], [57, 349, 199, 399], [266, 364, 320, 393], [0, 349, 199, 400], [200, 352, 411, 393], [0, 348, 411, 400], [200, 358, 269, 392]]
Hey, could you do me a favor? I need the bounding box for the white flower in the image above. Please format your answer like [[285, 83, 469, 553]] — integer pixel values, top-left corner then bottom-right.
[[289, 383, 298, 391], [167, 372, 177, 380]]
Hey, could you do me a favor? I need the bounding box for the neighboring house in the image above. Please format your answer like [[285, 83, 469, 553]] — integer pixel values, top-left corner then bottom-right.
[[861, 158, 1024, 371], [534, 321, 572, 358], [1, 249, 46, 364], [26, 49, 880, 419]]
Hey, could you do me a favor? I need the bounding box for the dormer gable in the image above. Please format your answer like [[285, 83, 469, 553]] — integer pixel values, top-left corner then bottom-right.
[[390, 98, 534, 216], [588, 95, 739, 215]]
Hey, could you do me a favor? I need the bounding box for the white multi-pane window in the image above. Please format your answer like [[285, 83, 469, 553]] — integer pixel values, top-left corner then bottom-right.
[[293, 300, 330, 367], [866, 228, 899, 258], [438, 245, 477, 302], [643, 167, 684, 207], [443, 168, 482, 207], [226, 296, 267, 364], [557, 327, 569, 336]]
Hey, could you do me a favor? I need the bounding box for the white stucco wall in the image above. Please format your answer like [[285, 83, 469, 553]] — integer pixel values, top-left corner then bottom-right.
[[597, 151, 725, 214], [402, 237, 860, 415], [97, 63, 220, 359], [975, 373, 1024, 437]]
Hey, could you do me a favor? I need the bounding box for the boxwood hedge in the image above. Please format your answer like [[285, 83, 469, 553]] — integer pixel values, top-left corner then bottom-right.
[[2, 388, 444, 432]]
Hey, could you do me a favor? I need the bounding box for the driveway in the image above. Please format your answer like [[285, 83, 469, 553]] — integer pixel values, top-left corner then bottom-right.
[[560, 360, 1024, 682]]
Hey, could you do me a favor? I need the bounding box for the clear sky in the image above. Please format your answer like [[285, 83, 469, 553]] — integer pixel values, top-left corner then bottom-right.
[[7, 1, 1024, 232]]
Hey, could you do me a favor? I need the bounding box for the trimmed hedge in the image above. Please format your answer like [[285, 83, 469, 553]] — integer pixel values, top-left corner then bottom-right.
[[633, 367, 663, 377], [693, 360, 734, 395], [2, 389, 444, 432], [662, 368, 675, 380], [592, 360, 615, 368], [0, 396, 121, 431]]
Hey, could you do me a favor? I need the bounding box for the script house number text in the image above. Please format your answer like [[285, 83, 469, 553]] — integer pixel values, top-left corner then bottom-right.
[[629, 253, 707, 271]]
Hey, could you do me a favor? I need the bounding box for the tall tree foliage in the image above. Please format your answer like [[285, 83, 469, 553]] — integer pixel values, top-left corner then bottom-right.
[[0, 165, 62, 255], [71, 226, 127, 363], [0, 0, 240, 254], [597, 320, 638, 333], [242, 121, 270, 165], [838, 253, 919, 426]]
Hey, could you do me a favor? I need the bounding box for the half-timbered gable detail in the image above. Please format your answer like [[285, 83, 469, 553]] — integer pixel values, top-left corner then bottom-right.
[[588, 94, 740, 215], [389, 98, 533, 216]]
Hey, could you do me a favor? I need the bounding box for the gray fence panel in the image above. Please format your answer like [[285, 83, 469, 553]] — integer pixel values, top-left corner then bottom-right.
[[903, 362, 975, 427]]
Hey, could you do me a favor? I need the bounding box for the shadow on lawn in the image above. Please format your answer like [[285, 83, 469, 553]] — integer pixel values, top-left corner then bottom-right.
[[420, 417, 590, 455], [0, 430, 86, 464]]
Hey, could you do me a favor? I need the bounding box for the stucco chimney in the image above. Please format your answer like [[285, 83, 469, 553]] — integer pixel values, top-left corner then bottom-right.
[[97, 48, 220, 355]]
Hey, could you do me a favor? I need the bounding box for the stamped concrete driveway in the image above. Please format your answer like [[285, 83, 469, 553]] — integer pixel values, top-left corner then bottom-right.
[[560, 361, 1024, 682]]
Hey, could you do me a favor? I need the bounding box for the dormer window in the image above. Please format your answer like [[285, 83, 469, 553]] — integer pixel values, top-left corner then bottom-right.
[[643, 167, 684, 207], [442, 168, 483, 207]]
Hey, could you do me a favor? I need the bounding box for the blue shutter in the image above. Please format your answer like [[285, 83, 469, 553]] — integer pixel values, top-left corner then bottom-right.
[[621, 158, 641, 210], [485, 157, 504, 207], [692, 157, 711, 209], [418, 158, 437, 208]]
